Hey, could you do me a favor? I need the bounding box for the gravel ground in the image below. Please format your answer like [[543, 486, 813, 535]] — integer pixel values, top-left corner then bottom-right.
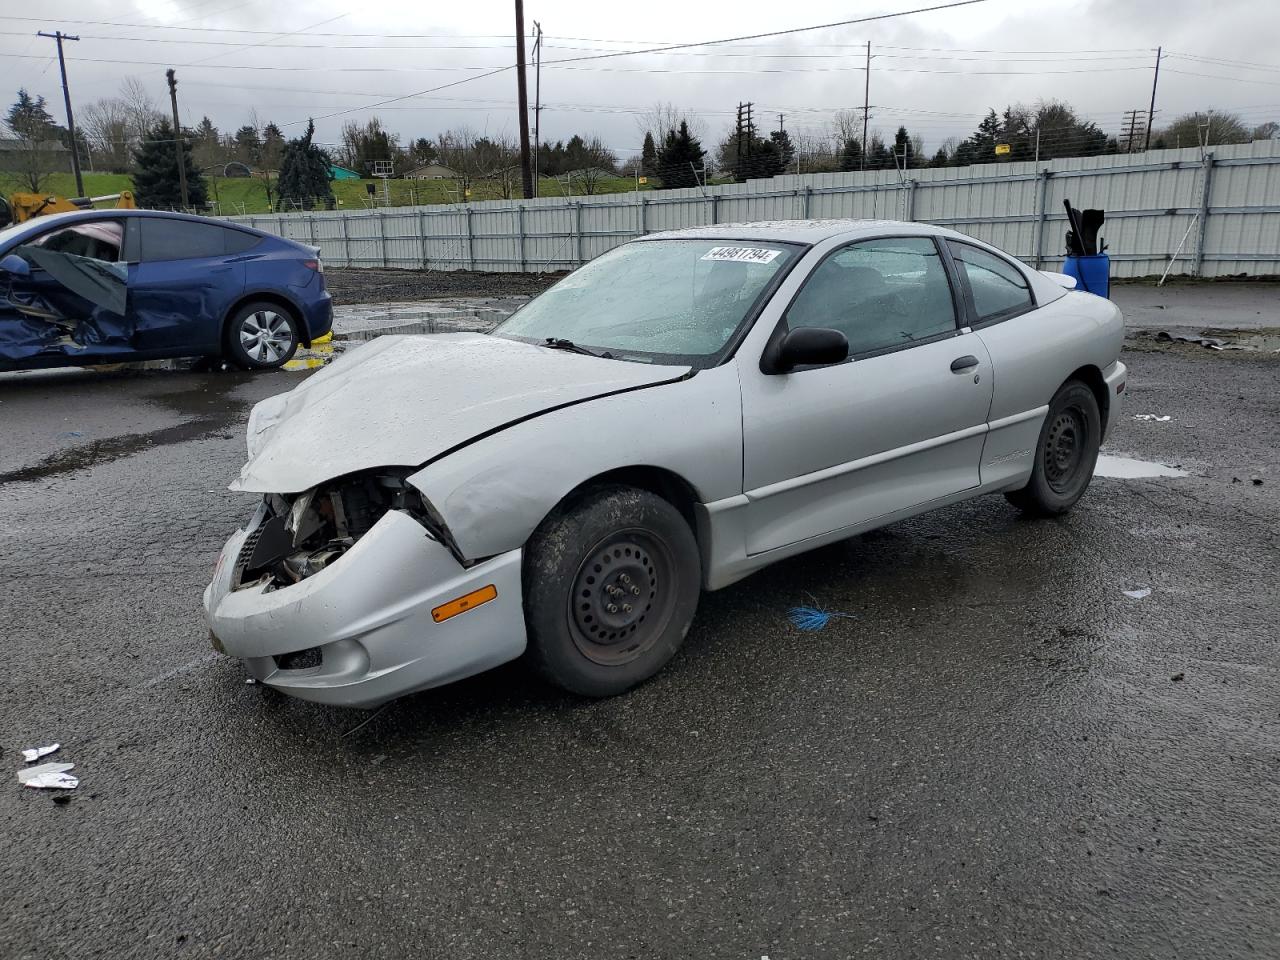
[[325, 267, 564, 304], [1, 340, 1278, 959]]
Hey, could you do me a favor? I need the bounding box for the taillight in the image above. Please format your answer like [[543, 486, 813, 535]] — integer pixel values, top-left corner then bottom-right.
[[303, 258, 323, 273]]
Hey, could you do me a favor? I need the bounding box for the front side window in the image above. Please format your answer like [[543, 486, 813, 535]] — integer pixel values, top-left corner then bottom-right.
[[31, 220, 123, 262], [494, 239, 801, 366], [949, 242, 1033, 322], [785, 236, 958, 356]]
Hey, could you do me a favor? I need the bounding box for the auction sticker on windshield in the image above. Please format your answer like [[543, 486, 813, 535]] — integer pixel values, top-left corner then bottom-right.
[[700, 246, 782, 264]]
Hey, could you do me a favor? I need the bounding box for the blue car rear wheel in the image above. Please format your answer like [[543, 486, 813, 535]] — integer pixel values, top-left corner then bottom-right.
[[226, 301, 299, 370]]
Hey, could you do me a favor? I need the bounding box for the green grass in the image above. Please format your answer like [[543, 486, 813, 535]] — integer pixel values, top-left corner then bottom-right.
[[20, 171, 679, 217]]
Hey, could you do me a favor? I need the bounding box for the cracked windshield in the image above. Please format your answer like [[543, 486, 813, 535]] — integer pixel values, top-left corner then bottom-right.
[[495, 239, 799, 363]]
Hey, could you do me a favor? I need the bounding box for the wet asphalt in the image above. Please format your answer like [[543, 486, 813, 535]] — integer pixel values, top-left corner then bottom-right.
[[1, 338, 1277, 959]]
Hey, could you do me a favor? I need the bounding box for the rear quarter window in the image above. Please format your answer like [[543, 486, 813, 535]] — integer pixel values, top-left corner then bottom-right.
[[949, 241, 1034, 322], [139, 218, 251, 262], [224, 229, 263, 255]]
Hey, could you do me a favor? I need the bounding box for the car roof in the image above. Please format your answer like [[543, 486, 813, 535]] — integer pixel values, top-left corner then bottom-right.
[[641, 218, 958, 245], [3, 207, 275, 239]]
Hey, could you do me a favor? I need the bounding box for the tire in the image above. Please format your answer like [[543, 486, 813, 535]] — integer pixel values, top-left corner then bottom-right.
[[225, 301, 299, 369], [1005, 379, 1101, 516], [523, 485, 701, 697]]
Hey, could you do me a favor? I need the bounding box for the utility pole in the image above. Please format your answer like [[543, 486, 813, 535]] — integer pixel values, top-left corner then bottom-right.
[[37, 31, 84, 197], [861, 40, 871, 171], [1121, 109, 1145, 154], [514, 0, 534, 200], [1144, 46, 1162, 152], [532, 20, 542, 196], [165, 68, 189, 209]]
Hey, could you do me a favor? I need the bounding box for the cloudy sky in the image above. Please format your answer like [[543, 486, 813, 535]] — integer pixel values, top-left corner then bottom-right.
[[1, 0, 1275, 157]]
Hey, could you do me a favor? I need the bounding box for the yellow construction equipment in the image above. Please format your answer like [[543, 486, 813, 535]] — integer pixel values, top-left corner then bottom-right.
[[0, 190, 137, 228]]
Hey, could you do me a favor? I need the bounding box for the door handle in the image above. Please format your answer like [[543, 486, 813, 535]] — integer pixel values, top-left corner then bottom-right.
[[950, 355, 980, 372]]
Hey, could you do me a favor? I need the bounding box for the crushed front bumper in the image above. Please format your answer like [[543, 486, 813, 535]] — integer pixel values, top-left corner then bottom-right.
[[204, 506, 526, 708]]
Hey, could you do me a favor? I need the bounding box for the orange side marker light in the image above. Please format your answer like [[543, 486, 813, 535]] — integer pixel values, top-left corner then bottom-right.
[[432, 584, 498, 623]]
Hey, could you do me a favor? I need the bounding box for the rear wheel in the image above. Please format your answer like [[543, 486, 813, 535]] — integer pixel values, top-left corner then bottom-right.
[[523, 485, 701, 697], [225, 301, 299, 369], [1005, 380, 1101, 516]]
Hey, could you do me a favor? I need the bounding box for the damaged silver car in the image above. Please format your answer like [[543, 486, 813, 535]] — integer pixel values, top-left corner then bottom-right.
[[205, 220, 1126, 707]]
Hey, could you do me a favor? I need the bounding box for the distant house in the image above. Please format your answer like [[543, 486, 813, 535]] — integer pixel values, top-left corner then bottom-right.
[[328, 164, 362, 180], [0, 136, 70, 170], [404, 163, 457, 180]]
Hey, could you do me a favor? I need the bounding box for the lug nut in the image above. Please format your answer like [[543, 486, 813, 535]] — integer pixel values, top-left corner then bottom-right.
[[622, 604, 632, 613], [620, 574, 631, 584], [630, 586, 640, 596], [607, 604, 618, 614]]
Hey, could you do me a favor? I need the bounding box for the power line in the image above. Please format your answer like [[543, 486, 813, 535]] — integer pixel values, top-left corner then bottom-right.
[[535, 0, 992, 66]]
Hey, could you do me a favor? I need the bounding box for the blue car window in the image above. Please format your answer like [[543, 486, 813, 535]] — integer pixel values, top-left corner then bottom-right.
[[139, 218, 234, 262], [224, 229, 262, 255]]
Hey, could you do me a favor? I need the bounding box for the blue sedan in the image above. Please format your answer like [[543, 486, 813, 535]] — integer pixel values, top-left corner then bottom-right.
[[0, 209, 332, 371]]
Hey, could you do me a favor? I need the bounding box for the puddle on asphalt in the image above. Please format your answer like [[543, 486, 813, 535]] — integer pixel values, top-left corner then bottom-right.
[[1095, 454, 1189, 479]]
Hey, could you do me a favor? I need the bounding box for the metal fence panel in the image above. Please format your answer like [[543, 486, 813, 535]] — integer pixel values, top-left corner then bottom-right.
[[226, 141, 1280, 279]]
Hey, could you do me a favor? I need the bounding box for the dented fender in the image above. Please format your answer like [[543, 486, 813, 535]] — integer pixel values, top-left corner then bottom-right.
[[408, 364, 744, 561]]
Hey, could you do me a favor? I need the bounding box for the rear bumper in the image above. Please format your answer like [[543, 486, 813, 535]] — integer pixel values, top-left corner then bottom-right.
[[203, 507, 527, 708], [300, 291, 333, 345]]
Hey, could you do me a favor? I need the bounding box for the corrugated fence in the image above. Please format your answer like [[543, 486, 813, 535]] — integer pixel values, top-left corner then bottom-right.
[[227, 141, 1280, 279]]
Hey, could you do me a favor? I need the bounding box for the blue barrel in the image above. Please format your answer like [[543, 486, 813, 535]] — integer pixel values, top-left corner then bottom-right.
[[1062, 254, 1110, 299]]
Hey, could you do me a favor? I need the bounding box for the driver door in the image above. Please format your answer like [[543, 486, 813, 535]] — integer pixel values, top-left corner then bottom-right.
[[738, 235, 994, 555], [0, 218, 131, 363]]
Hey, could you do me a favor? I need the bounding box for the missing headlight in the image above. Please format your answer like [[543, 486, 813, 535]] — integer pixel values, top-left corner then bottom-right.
[[235, 469, 443, 590]]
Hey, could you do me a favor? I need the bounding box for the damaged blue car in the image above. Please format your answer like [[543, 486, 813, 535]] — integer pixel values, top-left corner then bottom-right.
[[0, 209, 332, 372]]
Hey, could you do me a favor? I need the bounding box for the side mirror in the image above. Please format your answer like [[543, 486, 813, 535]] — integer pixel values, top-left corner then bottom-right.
[[0, 253, 30, 278], [766, 326, 849, 373]]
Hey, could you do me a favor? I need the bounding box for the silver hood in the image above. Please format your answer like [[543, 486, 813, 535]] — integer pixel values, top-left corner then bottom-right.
[[232, 333, 690, 493]]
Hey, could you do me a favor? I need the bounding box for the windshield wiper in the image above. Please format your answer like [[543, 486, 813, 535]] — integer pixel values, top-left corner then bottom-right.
[[540, 337, 613, 360]]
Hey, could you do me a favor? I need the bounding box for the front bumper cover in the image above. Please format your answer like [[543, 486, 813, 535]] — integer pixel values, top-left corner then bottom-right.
[[204, 506, 526, 708]]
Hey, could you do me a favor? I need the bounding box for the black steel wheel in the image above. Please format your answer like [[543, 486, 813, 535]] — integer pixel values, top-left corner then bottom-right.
[[1006, 380, 1101, 516], [524, 485, 700, 697]]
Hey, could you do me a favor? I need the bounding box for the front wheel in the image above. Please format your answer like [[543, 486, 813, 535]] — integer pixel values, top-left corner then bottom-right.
[[1005, 380, 1101, 516], [225, 302, 299, 369], [523, 485, 701, 697]]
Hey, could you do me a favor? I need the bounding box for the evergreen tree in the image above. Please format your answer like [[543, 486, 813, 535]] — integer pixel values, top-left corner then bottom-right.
[[867, 135, 893, 170], [6, 88, 58, 140], [655, 121, 705, 189], [233, 124, 261, 166], [131, 120, 208, 209], [892, 126, 915, 168], [838, 137, 863, 172], [769, 129, 795, 174], [276, 119, 333, 210], [640, 131, 657, 175], [930, 146, 949, 167]]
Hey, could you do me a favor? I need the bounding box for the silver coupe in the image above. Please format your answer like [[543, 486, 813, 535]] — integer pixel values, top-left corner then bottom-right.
[[204, 219, 1126, 707]]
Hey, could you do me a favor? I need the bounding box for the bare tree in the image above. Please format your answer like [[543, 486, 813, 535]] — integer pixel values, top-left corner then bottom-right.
[[81, 97, 132, 172], [119, 76, 164, 154], [564, 135, 617, 195], [435, 127, 486, 198], [471, 134, 520, 198], [0, 140, 66, 192], [830, 109, 864, 150], [638, 102, 706, 148]]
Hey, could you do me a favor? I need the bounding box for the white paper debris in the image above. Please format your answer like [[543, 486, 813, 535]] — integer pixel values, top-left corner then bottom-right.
[[17, 762, 78, 790], [1122, 588, 1152, 599], [700, 246, 781, 264], [1094, 455, 1188, 479], [21, 743, 60, 763], [1132, 414, 1172, 422]]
